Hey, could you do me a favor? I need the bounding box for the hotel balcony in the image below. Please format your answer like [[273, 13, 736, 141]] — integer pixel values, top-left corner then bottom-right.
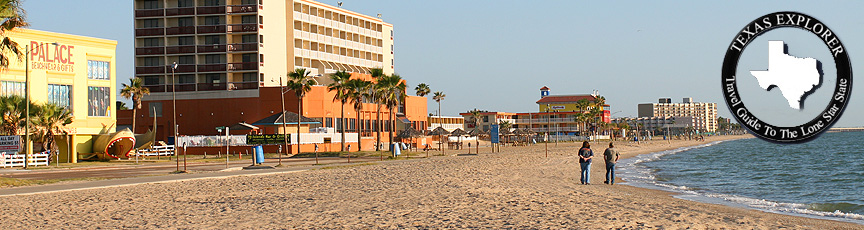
[[197, 63, 226, 72], [165, 7, 194, 16], [135, 8, 163, 18], [227, 43, 257, 52], [136, 66, 165, 74], [228, 62, 257, 71], [197, 44, 227, 53], [227, 5, 258, 14], [135, 46, 165, 55], [227, 23, 257, 33], [196, 6, 226, 15], [165, 26, 195, 35], [135, 28, 164, 36], [197, 25, 226, 34], [514, 118, 577, 124], [170, 64, 196, 73], [165, 45, 195, 54], [143, 81, 258, 93]]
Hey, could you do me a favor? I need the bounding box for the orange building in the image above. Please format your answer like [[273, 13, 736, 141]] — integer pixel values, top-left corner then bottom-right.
[[118, 72, 427, 153]]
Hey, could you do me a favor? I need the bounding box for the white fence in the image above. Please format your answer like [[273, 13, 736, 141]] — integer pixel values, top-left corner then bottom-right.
[[176, 133, 359, 147], [0, 153, 49, 168], [135, 145, 175, 157]]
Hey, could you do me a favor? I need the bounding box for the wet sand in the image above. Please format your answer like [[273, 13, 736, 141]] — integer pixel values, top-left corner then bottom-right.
[[0, 134, 859, 229]]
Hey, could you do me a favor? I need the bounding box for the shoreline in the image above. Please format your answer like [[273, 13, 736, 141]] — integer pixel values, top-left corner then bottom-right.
[[615, 137, 864, 225], [0, 134, 861, 228]]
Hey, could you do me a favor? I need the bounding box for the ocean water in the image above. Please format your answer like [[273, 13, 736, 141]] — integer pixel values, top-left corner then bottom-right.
[[618, 132, 864, 224]]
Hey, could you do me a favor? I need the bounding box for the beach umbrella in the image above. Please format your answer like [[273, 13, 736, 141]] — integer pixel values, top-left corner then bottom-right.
[[428, 127, 450, 153], [397, 127, 425, 152], [450, 128, 468, 150]]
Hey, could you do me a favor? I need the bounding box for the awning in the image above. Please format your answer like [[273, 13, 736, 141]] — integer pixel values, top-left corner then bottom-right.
[[397, 116, 411, 124]]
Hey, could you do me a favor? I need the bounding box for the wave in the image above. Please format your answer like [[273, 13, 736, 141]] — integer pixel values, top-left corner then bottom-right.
[[617, 140, 864, 224]]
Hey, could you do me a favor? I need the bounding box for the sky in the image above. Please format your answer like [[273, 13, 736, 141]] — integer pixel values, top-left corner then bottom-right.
[[21, 0, 864, 127]]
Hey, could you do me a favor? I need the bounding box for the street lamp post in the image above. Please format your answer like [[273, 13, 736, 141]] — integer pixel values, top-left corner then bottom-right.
[[171, 62, 180, 172], [24, 42, 58, 169], [279, 76, 288, 166]]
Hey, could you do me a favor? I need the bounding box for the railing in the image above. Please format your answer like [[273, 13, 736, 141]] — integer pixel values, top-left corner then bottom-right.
[[198, 82, 228, 91], [1, 153, 49, 168], [197, 25, 226, 34], [227, 62, 257, 71], [135, 28, 164, 36], [174, 83, 197, 92], [135, 46, 164, 55], [227, 4, 257, 13], [170, 64, 196, 73], [514, 118, 578, 124], [165, 7, 194, 16], [197, 63, 226, 72], [227, 23, 257, 33], [227, 43, 257, 52], [197, 44, 227, 53], [228, 81, 259, 90], [135, 8, 164, 17], [165, 26, 195, 35], [144, 85, 166, 93], [134, 145, 175, 157], [197, 6, 225, 15], [165, 45, 196, 54], [136, 66, 165, 74]]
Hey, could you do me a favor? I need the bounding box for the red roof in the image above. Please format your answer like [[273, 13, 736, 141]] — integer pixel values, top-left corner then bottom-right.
[[536, 94, 596, 104], [540, 86, 549, 90]]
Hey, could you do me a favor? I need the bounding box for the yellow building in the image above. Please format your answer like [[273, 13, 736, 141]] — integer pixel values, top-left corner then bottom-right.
[[1, 29, 117, 163]]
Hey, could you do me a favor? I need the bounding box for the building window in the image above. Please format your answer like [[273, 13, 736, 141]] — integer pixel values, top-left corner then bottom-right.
[[88, 86, 110, 117], [259, 35, 263, 43], [241, 34, 256, 43], [47, 84, 72, 110], [241, 0, 256, 4], [259, 73, 264, 82], [179, 75, 195, 84], [148, 102, 162, 117], [258, 54, 264, 63], [177, 55, 194, 64], [325, 117, 332, 127], [142, 0, 159, 9], [259, 15, 263, 25], [143, 76, 160, 85], [142, 57, 160, 66], [142, 38, 160, 47], [88, 60, 110, 80], [241, 15, 256, 24], [178, 17, 194, 27], [241, 53, 256, 63], [204, 35, 221, 44], [0, 81, 24, 96], [177, 0, 193, 7], [178, 36, 194, 45], [206, 73, 224, 83], [483, 116, 489, 122], [204, 16, 221, 25], [242, 73, 256, 82], [204, 54, 222, 64], [142, 19, 160, 28]]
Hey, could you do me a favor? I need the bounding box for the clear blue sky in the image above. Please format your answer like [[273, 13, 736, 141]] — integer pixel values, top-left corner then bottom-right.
[[22, 1, 864, 127]]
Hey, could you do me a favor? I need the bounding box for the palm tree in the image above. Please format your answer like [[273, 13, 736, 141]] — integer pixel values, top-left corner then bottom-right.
[[120, 77, 150, 134], [591, 96, 606, 140], [286, 68, 316, 158], [327, 71, 351, 152], [369, 68, 385, 151], [432, 91, 445, 125], [574, 99, 591, 135], [414, 83, 430, 97], [0, 95, 28, 135], [379, 74, 406, 151], [470, 109, 482, 150], [346, 79, 372, 153], [30, 103, 72, 163], [0, 0, 27, 69]]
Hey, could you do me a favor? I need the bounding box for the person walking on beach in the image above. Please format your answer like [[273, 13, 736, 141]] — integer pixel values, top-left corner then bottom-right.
[[603, 142, 620, 185], [578, 141, 593, 185]]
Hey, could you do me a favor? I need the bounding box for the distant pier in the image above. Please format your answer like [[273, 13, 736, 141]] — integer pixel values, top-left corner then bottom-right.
[[828, 127, 864, 133]]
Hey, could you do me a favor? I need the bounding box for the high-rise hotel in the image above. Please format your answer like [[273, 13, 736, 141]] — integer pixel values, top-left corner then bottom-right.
[[132, 0, 425, 152], [134, 0, 394, 88], [638, 98, 717, 133]]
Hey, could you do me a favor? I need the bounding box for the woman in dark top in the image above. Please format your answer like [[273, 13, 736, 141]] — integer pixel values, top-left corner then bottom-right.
[[578, 141, 593, 185]]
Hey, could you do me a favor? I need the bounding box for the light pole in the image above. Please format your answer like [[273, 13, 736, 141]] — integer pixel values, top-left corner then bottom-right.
[[278, 76, 288, 166], [171, 62, 179, 172], [24, 42, 58, 169], [545, 107, 549, 158]]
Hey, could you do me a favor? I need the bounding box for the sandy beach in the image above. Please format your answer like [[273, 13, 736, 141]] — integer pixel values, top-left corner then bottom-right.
[[0, 135, 859, 229]]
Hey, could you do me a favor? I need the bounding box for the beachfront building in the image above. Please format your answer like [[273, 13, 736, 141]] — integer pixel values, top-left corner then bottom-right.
[[130, 0, 424, 152], [511, 86, 611, 135], [1, 29, 117, 162], [637, 98, 717, 133], [427, 116, 463, 132], [611, 116, 694, 132], [458, 111, 516, 132]]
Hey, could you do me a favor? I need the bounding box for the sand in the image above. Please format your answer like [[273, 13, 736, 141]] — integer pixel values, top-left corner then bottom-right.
[[0, 135, 859, 229]]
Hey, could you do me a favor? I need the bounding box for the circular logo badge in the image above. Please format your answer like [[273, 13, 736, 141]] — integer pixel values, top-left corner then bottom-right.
[[722, 12, 852, 143]]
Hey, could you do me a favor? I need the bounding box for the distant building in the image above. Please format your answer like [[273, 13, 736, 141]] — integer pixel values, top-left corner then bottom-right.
[[611, 116, 694, 131], [427, 116, 464, 132], [637, 98, 717, 133], [511, 86, 610, 135], [458, 111, 516, 132]]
